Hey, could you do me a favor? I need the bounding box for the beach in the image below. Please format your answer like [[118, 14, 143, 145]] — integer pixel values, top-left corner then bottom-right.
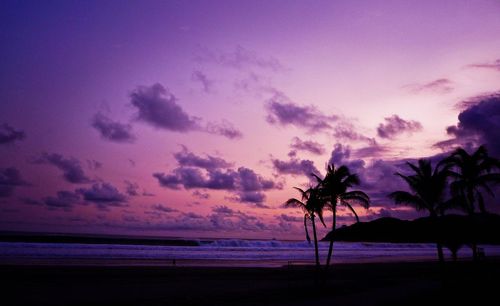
[[3, 259, 500, 306]]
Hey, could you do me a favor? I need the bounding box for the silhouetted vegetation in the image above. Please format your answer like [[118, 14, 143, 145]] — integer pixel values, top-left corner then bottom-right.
[[285, 186, 326, 267]]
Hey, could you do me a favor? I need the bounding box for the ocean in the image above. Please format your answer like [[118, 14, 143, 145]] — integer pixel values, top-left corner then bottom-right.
[[2, 240, 500, 267]]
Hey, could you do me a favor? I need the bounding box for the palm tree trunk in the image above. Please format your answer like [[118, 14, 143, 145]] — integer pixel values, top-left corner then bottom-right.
[[303, 215, 311, 243], [311, 215, 320, 267], [325, 205, 337, 270], [432, 214, 445, 265], [437, 243, 444, 263]]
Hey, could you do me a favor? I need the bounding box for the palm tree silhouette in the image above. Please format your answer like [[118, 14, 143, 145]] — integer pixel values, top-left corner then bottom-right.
[[285, 186, 326, 267], [442, 145, 500, 260], [314, 164, 370, 270], [389, 159, 450, 264]]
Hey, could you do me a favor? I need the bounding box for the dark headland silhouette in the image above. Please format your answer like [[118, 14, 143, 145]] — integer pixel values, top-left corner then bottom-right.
[[323, 213, 500, 260]]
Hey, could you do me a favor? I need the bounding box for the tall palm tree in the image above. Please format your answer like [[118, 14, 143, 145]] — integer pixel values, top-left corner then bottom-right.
[[444, 145, 500, 214], [285, 186, 326, 267], [389, 159, 450, 264], [442, 145, 500, 260], [314, 164, 370, 270]]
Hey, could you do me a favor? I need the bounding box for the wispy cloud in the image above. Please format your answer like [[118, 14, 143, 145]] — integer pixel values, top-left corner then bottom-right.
[[191, 70, 214, 93], [468, 58, 500, 71], [404, 78, 454, 94], [194, 45, 286, 72]]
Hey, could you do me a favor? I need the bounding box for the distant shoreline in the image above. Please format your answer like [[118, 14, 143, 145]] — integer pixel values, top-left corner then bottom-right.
[[0, 232, 203, 246]]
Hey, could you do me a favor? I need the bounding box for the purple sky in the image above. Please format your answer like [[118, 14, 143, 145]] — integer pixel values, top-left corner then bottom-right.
[[1, 0, 500, 239]]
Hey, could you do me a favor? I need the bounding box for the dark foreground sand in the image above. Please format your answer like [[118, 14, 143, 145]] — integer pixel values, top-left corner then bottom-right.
[[2, 259, 499, 306]]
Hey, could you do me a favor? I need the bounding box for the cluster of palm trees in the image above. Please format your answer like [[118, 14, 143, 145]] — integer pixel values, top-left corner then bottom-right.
[[286, 145, 500, 269], [390, 145, 500, 263], [286, 164, 370, 269]]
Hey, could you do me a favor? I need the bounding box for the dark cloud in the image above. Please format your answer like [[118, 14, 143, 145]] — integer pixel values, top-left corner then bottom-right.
[[174, 146, 232, 170], [212, 205, 235, 215], [86, 160, 102, 170], [377, 115, 423, 139], [192, 190, 210, 199], [0, 167, 28, 197], [271, 157, 321, 180], [33, 153, 91, 184], [91, 112, 135, 143], [76, 183, 127, 208], [154, 148, 279, 205], [124, 180, 139, 196], [468, 59, 500, 71], [265, 91, 338, 133], [333, 122, 376, 145], [205, 120, 243, 139], [0, 124, 25, 145], [152, 204, 178, 213], [237, 191, 267, 206], [290, 137, 325, 155], [328, 143, 365, 173], [43, 191, 80, 210], [192, 70, 214, 93], [194, 45, 285, 72], [131, 83, 201, 132], [435, 93, 500, 156], [354, 142, 390, 159], [130, 83, 242, 140], [404, 78, 454, 94], [277, 214, 302, 223]]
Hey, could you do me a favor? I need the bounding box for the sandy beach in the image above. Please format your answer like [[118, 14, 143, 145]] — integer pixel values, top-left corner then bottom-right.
[[2, 259, 499, 306]]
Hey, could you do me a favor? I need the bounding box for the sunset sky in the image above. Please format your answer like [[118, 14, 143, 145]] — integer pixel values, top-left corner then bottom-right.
[[1, 0, 500, 239]]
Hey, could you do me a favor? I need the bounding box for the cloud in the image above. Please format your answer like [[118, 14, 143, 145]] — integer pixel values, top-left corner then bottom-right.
[[192, 70, 214, 93], [290, 137, 325, 155], [468, 59, 500, 71], [86, 160, 102, 170], [265, 91, 338, 133], [404, 78, 454, 94], [377, 115, 423, 139], [152, 204, 178, 213], [154, 147, 279, 205], [354, 142, 390, 159], [328, 143, 365, 173], [212, 205, 235, 215], [131, 83, 201, 132], [0, 124, 26, 145], [76, 183, 127, 208], [0, 167, 28, 197], [205, 120, 243, 139], [91, 112, 135, 143], [124, 180, 139, 196], [194, 45, 285, 72], [434, 93, 500, 156], [192, 190, 210, 199], [333, 121, 376, 145], [33, 153, 91, 184], [43, 191, 80, 210], [130, 83, 241, 139], [277, 214, 302, 222], [271, 157, 321, 181]]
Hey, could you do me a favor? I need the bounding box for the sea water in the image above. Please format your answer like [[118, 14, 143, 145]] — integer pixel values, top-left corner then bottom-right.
[[1, 240, 499, 267]]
